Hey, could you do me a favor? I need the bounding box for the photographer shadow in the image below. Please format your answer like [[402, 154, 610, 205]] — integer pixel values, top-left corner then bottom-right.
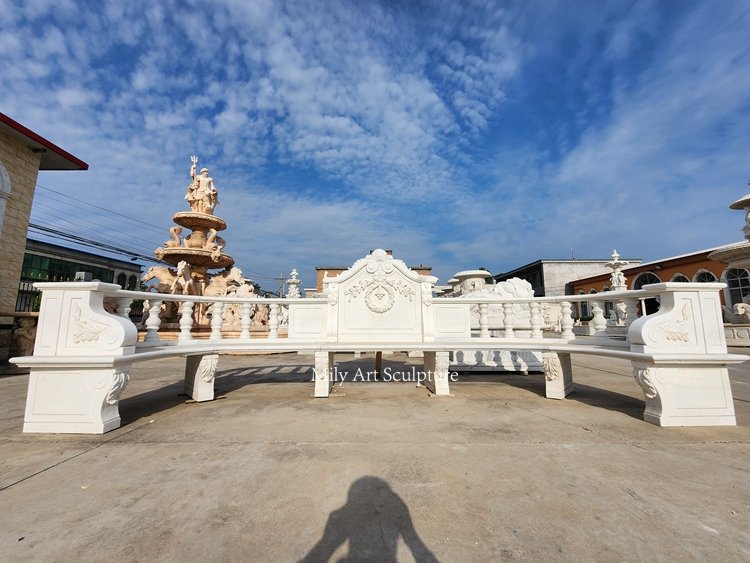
[[300, 476, 439, 563]]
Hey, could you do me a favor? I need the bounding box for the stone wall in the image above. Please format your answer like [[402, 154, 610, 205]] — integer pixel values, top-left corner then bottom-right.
[[0, 130, 41, 360], [543, 262, 615, 296]]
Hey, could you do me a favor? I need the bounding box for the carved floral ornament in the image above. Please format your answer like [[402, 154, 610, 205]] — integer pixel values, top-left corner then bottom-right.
[[650, 302, 694, 344], [343, 250, 415, 314], [72, 303, 106, 344]]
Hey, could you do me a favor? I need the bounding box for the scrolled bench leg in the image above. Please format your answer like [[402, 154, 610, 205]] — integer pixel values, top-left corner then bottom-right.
[[542, 352, 573, 399], [184, 354, 218, 402], [23, 366, 131, 434], [631, 361, 736, 426], [423, 351, 451, 396], [313, 351, 335, 397]]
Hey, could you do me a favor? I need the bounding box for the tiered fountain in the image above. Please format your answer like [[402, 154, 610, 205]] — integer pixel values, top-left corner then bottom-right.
[[154, 155, 234, 288], [141, 156, 248, 330]]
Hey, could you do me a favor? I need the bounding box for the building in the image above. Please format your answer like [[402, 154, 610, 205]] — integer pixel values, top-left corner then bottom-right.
[[314, 250, 432, 294], [16, 239, 143, 312], [568, 244, 749, 312], [494, 257, 642, 297], [0, 112, 88, 361]]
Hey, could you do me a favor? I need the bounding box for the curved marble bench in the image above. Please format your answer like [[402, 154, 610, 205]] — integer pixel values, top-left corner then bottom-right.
[[15, 337, 746, 434], [12, 278, 747, 433]]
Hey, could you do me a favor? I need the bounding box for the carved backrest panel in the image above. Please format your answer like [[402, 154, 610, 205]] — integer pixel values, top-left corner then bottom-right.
[[325, 249, 434, 343]]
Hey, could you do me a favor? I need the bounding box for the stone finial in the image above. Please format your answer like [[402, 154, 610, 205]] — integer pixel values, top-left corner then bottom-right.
[[287, 268, 301, 299], [607, 249, 628, 291]]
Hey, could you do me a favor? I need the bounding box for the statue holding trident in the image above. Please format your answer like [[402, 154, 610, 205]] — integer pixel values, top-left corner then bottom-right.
[[185, 155, 219, 214]]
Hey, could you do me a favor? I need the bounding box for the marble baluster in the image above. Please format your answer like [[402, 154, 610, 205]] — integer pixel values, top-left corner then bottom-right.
[[178, 301, 194, 343], [144, 300, 162, 343]]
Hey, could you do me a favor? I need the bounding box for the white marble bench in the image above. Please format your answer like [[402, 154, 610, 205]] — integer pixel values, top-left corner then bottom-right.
[[12, 250, 746, 433]]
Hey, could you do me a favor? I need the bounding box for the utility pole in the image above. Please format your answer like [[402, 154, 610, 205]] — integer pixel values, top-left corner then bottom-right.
[[273, 272, 287, 298]]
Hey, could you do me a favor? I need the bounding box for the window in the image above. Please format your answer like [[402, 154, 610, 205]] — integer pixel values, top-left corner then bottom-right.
[[727, 268, 750, 307], [633, 272, 661, 315], [117, 273, 127, 288], [578, 290, 589, 318], [671, 274, 689, 282], [694, 270, 717, 283], [20, 253, 115, 283], [633, 272, 661, 290], [603, 287, 613, 317], [127, 275, 138, 290]]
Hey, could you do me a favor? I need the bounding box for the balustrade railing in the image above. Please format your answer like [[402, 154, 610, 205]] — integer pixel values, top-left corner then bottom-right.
[[95, 285, 656, 347]]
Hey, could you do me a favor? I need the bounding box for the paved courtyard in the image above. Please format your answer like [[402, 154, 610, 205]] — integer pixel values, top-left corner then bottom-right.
[[1, 352, 749, 562]]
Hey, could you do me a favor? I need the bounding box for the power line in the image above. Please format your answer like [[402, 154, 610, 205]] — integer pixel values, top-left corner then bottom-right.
[[28, 223, 162, 263], [30, 211, 159, 260], [35, 184, 168, 235], [31, 201, 163, 252]]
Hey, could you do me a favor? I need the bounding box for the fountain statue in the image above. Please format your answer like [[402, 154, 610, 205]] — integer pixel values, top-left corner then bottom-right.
[[141, 158, 303, 335], [153, 155, 234, 287], [144, 156, 239, 327]]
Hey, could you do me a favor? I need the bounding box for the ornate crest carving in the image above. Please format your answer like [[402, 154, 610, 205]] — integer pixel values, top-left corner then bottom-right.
[[633, 366, 657, 399], [654, 302, 693, 343], [542, 354, 561, 381], [72, 303, 106, 344], [343, 250, 415, 314], [105, 370, 130, 405]]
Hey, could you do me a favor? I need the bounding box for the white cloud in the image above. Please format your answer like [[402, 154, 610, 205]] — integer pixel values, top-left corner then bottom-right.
[[4, 0, 750, 285]]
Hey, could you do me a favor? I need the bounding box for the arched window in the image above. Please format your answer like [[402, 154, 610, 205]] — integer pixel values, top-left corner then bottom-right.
[[671, 274, 690, 282], [694, 270, 717, 283], [127, 275, 138, 290], [726, 268, 750, 307], [633, 272, 661, 315], [117, 273, 127, 288], [633, 272, 661, 290]]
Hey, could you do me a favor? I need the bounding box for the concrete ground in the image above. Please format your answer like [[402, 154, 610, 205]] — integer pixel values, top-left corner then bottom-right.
[[0, 352, 749, 562]]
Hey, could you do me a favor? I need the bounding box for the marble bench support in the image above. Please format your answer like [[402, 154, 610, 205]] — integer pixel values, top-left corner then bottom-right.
[[184, 354, 219, 402], [23, 366, 131, 434], [314, 351, 336, 398], [423, 351, 451, 396], [632, 361, 736, 427], [542, 352, 574, 400]]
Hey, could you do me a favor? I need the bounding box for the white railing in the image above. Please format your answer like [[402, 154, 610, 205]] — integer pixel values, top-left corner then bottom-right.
[[109, 289, 321, 345], [102, 287, 648, 347]]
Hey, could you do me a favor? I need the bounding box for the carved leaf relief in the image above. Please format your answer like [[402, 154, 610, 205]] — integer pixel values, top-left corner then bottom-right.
[[542, 355, 561, 381], [105, 370, 130, 405], [633, 367, 658, 399], [198, 355, 219, 383]]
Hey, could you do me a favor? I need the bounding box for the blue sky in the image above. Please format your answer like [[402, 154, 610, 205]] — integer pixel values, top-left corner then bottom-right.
[[2, 0, 750, 288]]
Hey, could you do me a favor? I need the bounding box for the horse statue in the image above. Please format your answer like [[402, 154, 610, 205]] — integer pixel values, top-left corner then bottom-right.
[[204, 267, 244, 297], [195, 267, 243, 325], [142, 266, 178, 294], [170, 261, 198, 295]]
